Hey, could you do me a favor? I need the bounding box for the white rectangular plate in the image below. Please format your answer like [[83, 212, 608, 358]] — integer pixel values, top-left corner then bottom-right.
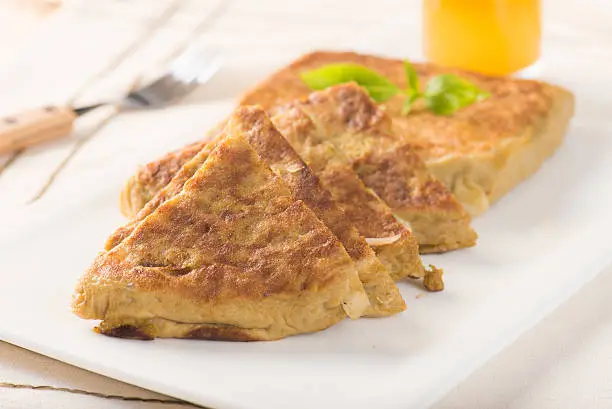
[[1, 97, 612, 409]]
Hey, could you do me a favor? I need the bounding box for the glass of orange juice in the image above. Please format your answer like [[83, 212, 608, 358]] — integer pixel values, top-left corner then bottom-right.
[[423, 0, 541, 76]]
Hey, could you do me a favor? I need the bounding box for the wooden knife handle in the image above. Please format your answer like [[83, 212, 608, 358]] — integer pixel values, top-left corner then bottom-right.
[[0, 105, 76, 155]]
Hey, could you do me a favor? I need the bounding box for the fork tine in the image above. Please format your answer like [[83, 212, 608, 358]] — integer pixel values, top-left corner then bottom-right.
[[173, 47, 221, 83], [123, 45, 221, 108]]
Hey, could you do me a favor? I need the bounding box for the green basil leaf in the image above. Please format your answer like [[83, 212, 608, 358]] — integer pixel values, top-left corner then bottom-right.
[[403, 60, 419, 94], [400, 91, 420, 115], [300, 63, 400, 102], [400, 60, 421, 115], [423, 74, 490, 115], [364, 85, 401, 102]]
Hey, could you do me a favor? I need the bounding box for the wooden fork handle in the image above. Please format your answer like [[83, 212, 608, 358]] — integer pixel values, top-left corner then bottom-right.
[[0, 106, 76, 155]]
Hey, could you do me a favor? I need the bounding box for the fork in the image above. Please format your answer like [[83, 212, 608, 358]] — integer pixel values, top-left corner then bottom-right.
[[0, 44, 221, 155]]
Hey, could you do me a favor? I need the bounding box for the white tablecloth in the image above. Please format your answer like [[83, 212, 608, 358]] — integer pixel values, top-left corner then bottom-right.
[[1, 1, 612, 408]]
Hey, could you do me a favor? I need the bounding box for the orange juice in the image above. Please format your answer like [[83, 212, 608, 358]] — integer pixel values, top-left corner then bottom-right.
[[423, 0, 541, 76]]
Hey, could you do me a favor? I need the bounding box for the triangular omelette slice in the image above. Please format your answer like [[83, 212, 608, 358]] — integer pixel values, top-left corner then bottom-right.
[[275, 84, 477, 253], [108, 107, 405, 317], [230, 107, 405, 315], [271, 106, 423, 281], [120, 86, 475, 253], [116, 107, 427, 282], [72, 127, 369, 341]]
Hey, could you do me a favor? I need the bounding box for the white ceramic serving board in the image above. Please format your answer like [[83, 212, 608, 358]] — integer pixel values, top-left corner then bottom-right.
[[1, 90, 612, 409]]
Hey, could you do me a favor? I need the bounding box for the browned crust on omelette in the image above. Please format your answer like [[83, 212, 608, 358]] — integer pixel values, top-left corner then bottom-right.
[[122, 51, 572, 223], [273, 84, 476, 252], [110, 107, 407, 316], [270, 102, 423, 280], [126, 49, 582, 251], [240, 50, 559, 154], [120, 141, 207, 217], [230, 107, 406, 314], [240, 50, 574, 216], [95, 322, 263, 342], [118, 103, 426, 279], [108, 141, 213, 249], [73, 112, 370, 341]]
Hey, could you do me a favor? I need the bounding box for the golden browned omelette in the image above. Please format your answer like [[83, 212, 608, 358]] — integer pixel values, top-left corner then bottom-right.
[[118, 104, 428, 279], [230, 107, 406, 315], [72, 111, 370, 341], [240, 51, 575, 216], [119, 89, 473, 253], [120, 140, 207, 217], [110, 107, 406, 317], [270, 101, 424, 279], [122, 76, 479, 252], [272, 84, 476, 253]]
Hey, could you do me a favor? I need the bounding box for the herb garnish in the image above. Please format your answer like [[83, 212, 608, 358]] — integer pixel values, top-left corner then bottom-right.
[[301, 61, 489, 115]]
